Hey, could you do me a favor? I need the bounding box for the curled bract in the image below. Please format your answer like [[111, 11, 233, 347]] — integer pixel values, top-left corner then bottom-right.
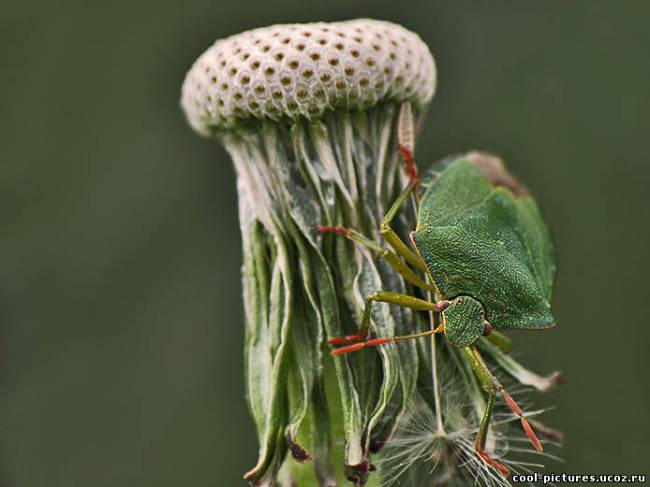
[[181, 19, 436, 134]]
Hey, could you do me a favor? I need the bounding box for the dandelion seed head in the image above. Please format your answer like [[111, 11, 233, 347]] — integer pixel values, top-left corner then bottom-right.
[[181, 19, 436, 134]]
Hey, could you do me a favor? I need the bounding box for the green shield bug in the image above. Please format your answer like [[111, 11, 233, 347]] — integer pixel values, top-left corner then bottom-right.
[[318, 103, 555, 477]]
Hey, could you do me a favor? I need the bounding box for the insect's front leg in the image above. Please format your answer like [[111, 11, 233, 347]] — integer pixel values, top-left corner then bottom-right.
[[328, 291, 448, 355]]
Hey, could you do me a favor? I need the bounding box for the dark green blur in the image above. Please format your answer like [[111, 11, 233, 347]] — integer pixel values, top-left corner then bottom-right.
[[1, 1, 648, 485]]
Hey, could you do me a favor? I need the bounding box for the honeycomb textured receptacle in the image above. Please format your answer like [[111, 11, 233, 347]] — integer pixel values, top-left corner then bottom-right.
[[181, 19, 435, 134]]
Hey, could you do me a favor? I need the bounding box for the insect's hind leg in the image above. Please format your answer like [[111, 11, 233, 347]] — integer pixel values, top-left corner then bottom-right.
[[379, 179, 425, 270], [485, 330, 513, 354], [317, 223, 432, 291], [328, 290, 448, 353], [319, 178, 426, 272], [318, 141, 426, 272], [461, 346, 509, 477], [382, 103, 426, 267], [462, 346, 544, 477]]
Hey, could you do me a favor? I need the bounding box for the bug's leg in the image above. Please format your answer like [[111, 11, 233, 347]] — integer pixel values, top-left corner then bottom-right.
[[319, 150, 425, 271], [328, 291, 449, 350], [461, 346, 510, 477], [317, 224, 433, 290], [399, 145, 419, 187], [485, 330, 513, 354], [378, 180, 427, 271], [331, 327, 444, 355], [478, 337, 564, 393], [463, 346, 544, 476]]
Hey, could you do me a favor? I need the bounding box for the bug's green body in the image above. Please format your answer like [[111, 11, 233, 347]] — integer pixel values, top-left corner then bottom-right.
[[414, 156, 556, 334]]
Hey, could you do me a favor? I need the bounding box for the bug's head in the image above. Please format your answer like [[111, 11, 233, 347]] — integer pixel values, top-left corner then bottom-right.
[[442, 296, 486, 348]]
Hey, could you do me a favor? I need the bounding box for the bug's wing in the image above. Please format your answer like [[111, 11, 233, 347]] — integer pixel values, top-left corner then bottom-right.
[[414, 157, 556, 330], [417, 156, 494, 227], [511, 195, 556, 303]]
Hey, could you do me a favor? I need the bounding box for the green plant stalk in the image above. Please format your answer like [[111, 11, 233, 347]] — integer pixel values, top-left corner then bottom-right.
[[226, 103, 420, 486]]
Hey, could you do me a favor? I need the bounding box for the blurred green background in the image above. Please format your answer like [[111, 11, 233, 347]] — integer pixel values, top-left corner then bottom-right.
[[1, 1, 649, 485]]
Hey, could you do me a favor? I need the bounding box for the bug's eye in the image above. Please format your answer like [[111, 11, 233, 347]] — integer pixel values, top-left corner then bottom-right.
[[482, 321, 494, 336], [435, 300, 451, 312]]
